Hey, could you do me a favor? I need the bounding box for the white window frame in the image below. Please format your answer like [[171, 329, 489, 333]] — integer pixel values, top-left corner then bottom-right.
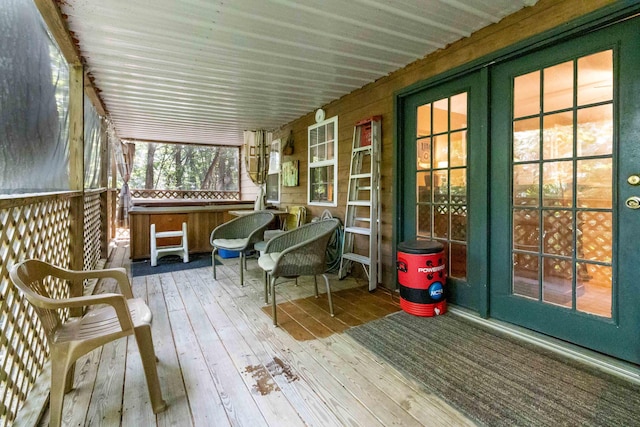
[[266, 138, 281, 204], [308, 115, 338, 206]]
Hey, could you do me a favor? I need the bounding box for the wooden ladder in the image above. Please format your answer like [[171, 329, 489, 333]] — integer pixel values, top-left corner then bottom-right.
[[338, 116, 381, 291]]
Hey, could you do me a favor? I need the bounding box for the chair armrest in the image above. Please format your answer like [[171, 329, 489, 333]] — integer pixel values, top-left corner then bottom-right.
[[48, 266, 134, 299]]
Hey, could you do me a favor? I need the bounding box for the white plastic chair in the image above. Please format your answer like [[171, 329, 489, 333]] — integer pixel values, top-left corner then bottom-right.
[[9, 259, 167, 427]]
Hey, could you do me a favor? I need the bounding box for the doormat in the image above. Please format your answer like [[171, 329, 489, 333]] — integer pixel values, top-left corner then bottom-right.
[[261, 285, 400, 341], [132, 253, 220, 277], [346, 311, 640, 426]]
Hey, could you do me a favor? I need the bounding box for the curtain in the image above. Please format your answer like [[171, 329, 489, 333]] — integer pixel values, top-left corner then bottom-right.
[[243, 130, 272, 210], [243, 130, 271, 185], [113, 137, 135, 226]]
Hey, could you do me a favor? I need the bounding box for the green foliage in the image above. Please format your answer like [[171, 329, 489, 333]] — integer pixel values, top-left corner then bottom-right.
[[129, 142, 239, 190]]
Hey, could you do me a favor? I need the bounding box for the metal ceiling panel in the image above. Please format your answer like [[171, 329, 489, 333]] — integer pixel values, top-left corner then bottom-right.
[[60, 0, 538, 145]]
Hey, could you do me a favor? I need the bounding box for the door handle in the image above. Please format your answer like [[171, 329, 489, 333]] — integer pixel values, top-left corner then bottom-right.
[[625, 196, 640, 209]]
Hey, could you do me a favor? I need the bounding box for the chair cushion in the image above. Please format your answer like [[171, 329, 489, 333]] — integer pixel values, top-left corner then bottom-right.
[[254, 240, 267, 253], [213, 238, 249, 250], [258, 252, 281, 272]]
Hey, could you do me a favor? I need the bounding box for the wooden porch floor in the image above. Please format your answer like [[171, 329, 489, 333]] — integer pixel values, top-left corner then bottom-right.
[[56, 241, 474, 426]]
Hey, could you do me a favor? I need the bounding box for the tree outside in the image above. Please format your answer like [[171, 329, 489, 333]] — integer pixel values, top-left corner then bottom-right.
[[128, 141, 239, 191]]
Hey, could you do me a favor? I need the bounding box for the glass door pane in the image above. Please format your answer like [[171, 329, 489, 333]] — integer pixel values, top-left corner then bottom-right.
[[511, 50, 614, 318], [416, 92, 468, 280]]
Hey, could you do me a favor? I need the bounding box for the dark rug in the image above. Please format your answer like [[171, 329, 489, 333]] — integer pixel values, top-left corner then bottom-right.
[[132, 252, 220, 277], [345, 311, 640, 426]]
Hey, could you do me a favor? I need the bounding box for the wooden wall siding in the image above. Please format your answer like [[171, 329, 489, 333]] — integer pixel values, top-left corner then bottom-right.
[[273, 0, 615, 288], [0, 194, 73, 426]]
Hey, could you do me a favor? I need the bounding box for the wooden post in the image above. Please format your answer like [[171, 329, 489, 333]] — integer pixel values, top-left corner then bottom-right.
[[68, 64, 85, 299], [111, 138, 118, 238], [100, 119, 109, 258], [65, 63, 84, 392]]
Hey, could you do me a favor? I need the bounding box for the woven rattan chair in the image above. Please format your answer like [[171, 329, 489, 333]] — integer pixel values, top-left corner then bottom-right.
[[9, 259, 167, 427], [210, 211, 274, 286], [258, 218, 340, 326]]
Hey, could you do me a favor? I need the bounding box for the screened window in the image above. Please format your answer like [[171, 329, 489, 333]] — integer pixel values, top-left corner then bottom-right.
[[308, 116, 338, 206], [84, 95, 103, 189], [0, 0, 70, 194], [129, 142, 240, 191], [266, 138, 281, 203]]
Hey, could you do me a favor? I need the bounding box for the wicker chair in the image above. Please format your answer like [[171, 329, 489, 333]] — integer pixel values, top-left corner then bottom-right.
[[258, 219, 340, 326], [210, 211, 274, 286], [9, 259, 167, 427]]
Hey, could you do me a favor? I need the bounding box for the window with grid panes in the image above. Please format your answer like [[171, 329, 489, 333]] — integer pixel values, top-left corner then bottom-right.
[[266, 138, 281, 203], [308, 116, 338, 206]]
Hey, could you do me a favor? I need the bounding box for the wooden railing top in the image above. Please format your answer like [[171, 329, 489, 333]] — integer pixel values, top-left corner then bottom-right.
[[129, 189, 240, 201], [0, 190, 83, 209]]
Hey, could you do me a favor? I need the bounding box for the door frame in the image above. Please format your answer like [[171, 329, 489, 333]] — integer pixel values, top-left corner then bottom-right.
[[394, 2, 640, 320], [488, 17, 640, 363], [397, 70, 488, 313]]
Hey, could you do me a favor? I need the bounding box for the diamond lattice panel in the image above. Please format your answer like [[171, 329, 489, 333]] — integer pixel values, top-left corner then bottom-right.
[[0, 196, 72, 426]]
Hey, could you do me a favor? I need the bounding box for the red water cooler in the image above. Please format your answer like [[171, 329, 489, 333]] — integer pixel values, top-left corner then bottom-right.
[[397, 239, 447, 316]]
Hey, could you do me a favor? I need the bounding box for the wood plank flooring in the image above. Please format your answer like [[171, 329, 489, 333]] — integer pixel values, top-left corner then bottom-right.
[[56, 241, 474, 426]]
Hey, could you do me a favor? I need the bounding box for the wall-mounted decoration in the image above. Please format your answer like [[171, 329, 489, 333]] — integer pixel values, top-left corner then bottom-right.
[[282, 160, 299, 187], [282, 130, 294, 155]]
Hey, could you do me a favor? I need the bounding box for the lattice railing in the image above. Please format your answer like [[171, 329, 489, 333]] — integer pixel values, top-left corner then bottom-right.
[[83, 190, 103, 272], [0, 193, 75, 426], [130, 188, 240, 200], [0, 189, 109, 426], [513, 207, 612, 284], [418, 200, 468, 241]]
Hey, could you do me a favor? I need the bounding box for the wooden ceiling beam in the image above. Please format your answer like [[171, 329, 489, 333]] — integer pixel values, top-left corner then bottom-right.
[[84, 72, 107, 116], [33, 0, 81, 65], [33, 0, 107, 116], [121, 138, 238, 149]]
